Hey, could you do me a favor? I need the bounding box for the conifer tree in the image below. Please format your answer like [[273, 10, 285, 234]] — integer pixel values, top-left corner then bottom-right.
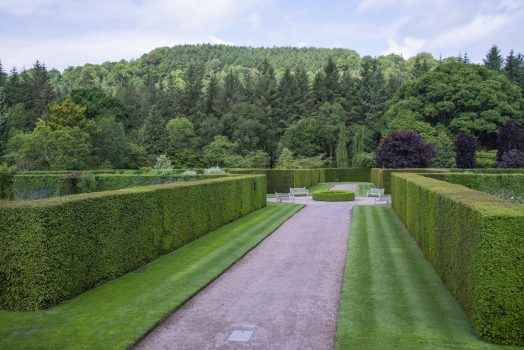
[[335, 125, 350, 167], [142, 106, 168, 156], [483, 45, 503, 71]]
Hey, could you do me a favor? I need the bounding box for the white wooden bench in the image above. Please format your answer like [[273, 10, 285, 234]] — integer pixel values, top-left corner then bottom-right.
[[367, 187, 386, 203], [275, 192, 295, 203], [290, 187, 309, 196]]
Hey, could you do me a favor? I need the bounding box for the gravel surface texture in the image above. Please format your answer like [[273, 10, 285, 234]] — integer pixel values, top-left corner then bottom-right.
[[134, 184, 377, 350]]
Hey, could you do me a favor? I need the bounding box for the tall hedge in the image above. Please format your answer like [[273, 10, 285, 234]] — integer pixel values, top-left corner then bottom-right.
[[391, 173, 524, 346], [0, 175, 266, 311], [370, 168, 448, 193], [229, 168, 370, 193], [322, 168, 370, 182], [9, 173, 223, 200], [426, 173, 524, 198]]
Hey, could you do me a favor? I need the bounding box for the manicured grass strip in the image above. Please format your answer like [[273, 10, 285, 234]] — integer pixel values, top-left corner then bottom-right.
[[355, 182, 373, 197], [308, 182, 334, 193], [335, 205, 520, 350], [0, 203, 303, 350]]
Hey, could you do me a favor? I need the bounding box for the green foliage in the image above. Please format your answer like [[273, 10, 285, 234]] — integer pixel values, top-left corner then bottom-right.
[[427, 131, 454, 168], [280, 117, 327, 157], [0, 175, 266, 310], [390, 173, 524, 346], [0, 164, 15, 199], [6, 120, 92, 170], [202, 136, 237, 167], [336, 125, 350, 167], [312, 189, 355, 201], [384, 62, 524, 148], [93, 116, 129, 168], [351, 152, 376, 168], [142, 106, 167, 157], [152, 154, 173, 176], [477, 150, 498, 168], [47, 97, 93, 132]]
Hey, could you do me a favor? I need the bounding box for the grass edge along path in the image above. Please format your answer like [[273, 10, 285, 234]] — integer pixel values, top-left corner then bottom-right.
[[0, 203, 303, 350], [335, 205, 521, 350]]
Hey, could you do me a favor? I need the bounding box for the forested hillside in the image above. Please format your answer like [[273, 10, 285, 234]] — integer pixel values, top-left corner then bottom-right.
[[0, 44, 523, 170]]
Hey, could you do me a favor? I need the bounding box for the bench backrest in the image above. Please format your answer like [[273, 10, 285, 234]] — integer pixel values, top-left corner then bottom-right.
[[290, 187, 307, 194]]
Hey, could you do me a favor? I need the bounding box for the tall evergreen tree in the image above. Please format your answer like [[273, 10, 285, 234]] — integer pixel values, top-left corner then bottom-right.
[[335, 125, 350, 167], [24, 60, 55, 117], [142, 106, 168, 156], [504, 50, 522, 84], [204, 74, 221, 115], [183, 63, 204, 116], [323, 56, 340, 103], [359, 56, 389, 133], [483, 45, 504, 71]]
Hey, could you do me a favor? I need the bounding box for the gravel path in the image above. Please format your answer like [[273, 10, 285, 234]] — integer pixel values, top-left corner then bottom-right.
[[134, 184, 376, 350]]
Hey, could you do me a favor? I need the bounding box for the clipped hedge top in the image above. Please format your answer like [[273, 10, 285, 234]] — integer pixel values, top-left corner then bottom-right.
[[0, 174, 256, 209], [312, 189, 355, 201], [393, 173, 524, 216]]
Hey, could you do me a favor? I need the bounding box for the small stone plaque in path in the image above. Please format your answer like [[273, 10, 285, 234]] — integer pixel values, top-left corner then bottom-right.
[[227, 330, 254, 342]]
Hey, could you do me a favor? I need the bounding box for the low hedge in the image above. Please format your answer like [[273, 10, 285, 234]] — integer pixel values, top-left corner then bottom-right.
[[0, 175, 266, 311], [312, 190, 355, 201], [391, 173, 524, 346], [371, 168, 449, 193]]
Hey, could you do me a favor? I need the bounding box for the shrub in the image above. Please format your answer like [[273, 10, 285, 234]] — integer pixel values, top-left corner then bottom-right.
[[496, 119, 523, 162], [204, 166, 226, 174], [454, 133, 477, 168], [182, 170, 197, 176], [375, 130, 435, 168], [476, 150, 497, 168], [391, 173, 524, 346], [498, 149, 524, 168], [0, 164, 16, 200], [0, 175, 266, 311], [312, 190, 355, 201], [351, 152, 375, 168], [152, 154, 173, 176]]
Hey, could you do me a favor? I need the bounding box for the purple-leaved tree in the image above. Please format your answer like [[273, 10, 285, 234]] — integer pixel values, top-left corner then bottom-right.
[[454, 133, 477, 168], [375, 130, 435, 168]]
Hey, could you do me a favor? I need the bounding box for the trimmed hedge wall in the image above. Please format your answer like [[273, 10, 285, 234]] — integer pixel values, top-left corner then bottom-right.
[[426, 173, 524, 198], [312, 190, 355, 201], [322, 168, 370, 182], [370, 168, 449, 193], [0, 175, 266, 311], [391, 173, 524, 346], [9, 173, 227, 200], [229, 168, 370, 193]]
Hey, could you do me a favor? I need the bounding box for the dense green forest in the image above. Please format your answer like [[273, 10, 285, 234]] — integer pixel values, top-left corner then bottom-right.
[[0, 44, 523, 170]]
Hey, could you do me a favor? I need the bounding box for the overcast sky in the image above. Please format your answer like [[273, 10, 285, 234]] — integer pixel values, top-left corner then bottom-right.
[[0, 0, 523, 71]]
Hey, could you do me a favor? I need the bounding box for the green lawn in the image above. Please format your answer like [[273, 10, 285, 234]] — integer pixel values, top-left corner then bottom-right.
[[308, 182, 334, 193], [0, 203, 303, 350], [335, 205, 520, 350]]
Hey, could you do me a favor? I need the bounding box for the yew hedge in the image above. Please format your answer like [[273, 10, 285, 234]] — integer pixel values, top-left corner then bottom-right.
[[391, 173, 524, 346], [0, 175, 266, 311]]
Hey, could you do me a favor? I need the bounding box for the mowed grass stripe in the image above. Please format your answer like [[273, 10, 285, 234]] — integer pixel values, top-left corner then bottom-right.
[[0, 202, 303, 350], [335, 205, 520, 350]]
